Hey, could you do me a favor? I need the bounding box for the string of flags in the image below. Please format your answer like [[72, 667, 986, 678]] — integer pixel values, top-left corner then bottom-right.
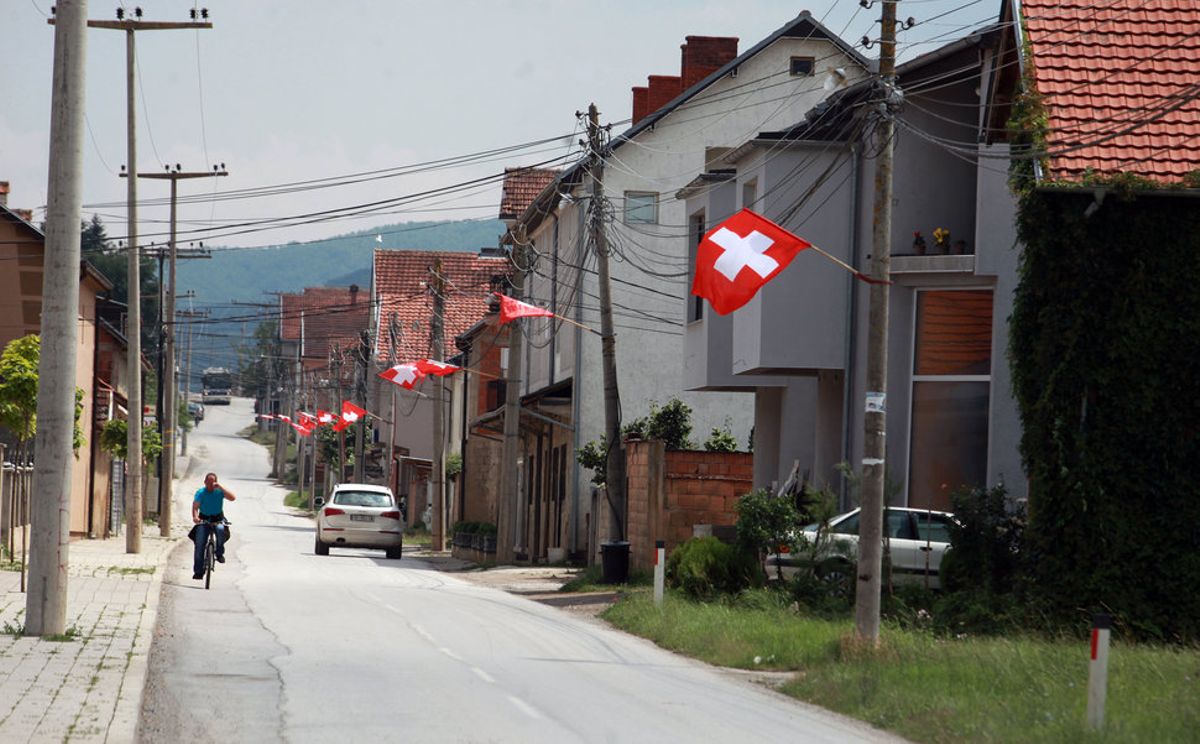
[[258, 400, 374, 437]]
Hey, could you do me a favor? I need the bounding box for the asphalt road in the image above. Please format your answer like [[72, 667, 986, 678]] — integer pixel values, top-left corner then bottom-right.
[[139, 399, 899, 744]]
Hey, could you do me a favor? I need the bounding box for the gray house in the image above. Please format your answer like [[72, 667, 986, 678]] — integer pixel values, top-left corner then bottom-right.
[[680, 28, 1026, 511]]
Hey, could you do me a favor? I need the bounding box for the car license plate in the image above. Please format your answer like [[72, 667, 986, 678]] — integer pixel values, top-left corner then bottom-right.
[[350, 514, 374, 522]]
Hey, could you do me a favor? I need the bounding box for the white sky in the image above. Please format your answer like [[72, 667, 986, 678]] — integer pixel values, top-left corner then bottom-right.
[[2, 0, 996, 248]]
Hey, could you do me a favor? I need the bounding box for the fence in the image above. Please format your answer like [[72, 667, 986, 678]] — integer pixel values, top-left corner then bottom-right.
[[1, 457, 34, 567]]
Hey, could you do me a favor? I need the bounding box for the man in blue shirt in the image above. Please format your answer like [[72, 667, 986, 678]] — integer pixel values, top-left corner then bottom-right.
[[192, 472, 237, 580]]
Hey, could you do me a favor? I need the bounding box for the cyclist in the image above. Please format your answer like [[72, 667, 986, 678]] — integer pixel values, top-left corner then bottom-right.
[[192, 472, 237, 580]]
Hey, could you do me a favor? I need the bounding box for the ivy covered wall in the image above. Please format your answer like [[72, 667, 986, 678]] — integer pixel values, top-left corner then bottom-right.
[[1010, 188, 1200, 639]]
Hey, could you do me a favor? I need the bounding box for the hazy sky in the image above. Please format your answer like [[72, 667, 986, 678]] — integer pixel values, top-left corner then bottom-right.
[[2, 0, 996, 248]]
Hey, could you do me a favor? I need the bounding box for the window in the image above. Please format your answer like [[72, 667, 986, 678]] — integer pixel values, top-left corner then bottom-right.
[[333, 491, 393, 508], [914, 513, 953, 544], [742, 180, 757, 210], [624, 191, 658, 224], [908, 290, 994, 511], [687, 211, 705, 322], [790, 56, 815, 76], [831, 513, 860, 535]]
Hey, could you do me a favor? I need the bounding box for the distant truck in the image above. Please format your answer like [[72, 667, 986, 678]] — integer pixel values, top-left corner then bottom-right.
[[201, 367, 233, 405]]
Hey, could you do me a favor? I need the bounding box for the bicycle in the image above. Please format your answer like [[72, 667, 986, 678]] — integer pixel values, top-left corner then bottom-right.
[[199, 519, 230, 590]]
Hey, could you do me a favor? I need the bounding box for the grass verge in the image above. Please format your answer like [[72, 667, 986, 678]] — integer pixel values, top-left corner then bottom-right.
[[560, 565, 653, 593], [603, 591, 1200, 743]]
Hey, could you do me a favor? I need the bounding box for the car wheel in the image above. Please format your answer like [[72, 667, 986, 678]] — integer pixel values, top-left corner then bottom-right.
[[386, 545, 402, 560], [315, 533, 330, 556], [816, 558, 853, 598]]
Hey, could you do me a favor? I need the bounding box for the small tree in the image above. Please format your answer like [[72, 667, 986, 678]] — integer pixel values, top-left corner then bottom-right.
[[98, 419, 162, 464], [0, 335, 86, 458], [703, 426, 738, 452], [735, 487, 801, 582]]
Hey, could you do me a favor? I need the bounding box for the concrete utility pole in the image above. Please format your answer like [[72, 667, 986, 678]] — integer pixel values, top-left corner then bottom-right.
[[26, 0, 87, 638], [387, 313, 400, 495], [429, 261, 446, 551], [353, 331, 369, 482], [497, 228, 527, 563], [140, 168, 226, 536], [586, 104, 627, 542], [855, 0, 900, 645], [58, 10, 213, 553], [176, 302, 205, 457]]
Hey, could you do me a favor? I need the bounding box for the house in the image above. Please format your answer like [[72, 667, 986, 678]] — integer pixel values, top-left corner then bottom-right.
[[0, 195, 117, 538], [502, 12, 871, 560], [679, 26, 1026, 512], [369, 248, 509, 527]]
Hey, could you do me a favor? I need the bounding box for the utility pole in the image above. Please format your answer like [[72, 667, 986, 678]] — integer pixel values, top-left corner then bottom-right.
[[353, 331, 369, 482], [177, 302, 204, 457], [586, 104, 627, 544], [497, 228, 527, 563], [58, 9, 213, 554], [387, 313, 400, 495], [140, 167, 226, 536], [855, 0, 901, 645], [334, 345, 346, 486], [429, 261, 446, 551], [26, 0, 87, 638]]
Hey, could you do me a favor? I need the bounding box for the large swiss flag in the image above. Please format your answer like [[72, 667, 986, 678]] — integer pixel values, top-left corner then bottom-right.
[[690, 208, 811, 316]]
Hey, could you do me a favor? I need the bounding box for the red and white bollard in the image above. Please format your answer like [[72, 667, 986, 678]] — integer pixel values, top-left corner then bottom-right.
[[653, 540, 665, 606], [1087, 613, 1111, 730]]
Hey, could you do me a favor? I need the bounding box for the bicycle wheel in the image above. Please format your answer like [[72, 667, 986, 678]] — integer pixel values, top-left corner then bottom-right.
[[204, 536, 214, 590]]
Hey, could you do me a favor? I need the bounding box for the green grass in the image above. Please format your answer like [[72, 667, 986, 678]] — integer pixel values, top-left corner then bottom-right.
[[603, 591, 1200, 743], [404, 531, 432, 547], [560, 565, 653, 593], [283, 490, 310, 510], [104, 566, 155, 576]]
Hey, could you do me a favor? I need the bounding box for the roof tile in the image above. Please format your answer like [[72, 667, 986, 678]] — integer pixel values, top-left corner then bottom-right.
[[499, 168, 559, 221]]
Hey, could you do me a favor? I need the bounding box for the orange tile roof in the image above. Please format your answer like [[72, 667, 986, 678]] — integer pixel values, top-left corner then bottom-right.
[[373, 250, 510, 362], [1022, 0, 1200, 184], [499, 167, 559, 220], [279, 285, 370, 360]]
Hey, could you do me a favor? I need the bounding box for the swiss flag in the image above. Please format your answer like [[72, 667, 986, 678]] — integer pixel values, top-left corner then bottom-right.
[[690, 208, 811, 316], [414, 359, 460, 377], [379, 363, 425, 390], [334, 400, 368, 432], [495, 292, 555, 324], [298, 412, 319, 428], [316, 409, 336, 426]]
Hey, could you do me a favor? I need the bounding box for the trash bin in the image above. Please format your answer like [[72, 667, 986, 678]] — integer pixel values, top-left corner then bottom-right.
[[600, 540, 631, 584]]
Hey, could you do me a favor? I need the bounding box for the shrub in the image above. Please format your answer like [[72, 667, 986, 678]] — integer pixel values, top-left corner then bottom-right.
[[645, 398, 693, 450], [941, 484, 1026, 594], [735, 488, 800, 581], [703, 426, 738, 452], [667, 537, 759, 600]]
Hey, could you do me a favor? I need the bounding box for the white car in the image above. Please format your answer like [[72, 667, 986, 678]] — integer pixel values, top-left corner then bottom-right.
[[765, 507, 956, 589], [314, 484, 404, 559]]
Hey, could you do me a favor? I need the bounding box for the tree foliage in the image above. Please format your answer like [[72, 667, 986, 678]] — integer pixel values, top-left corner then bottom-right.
[[0, 335, 85, 454], [82, 214, 161, 356], [98, 419, 162, 464], [1010, 188, 1200, 640]]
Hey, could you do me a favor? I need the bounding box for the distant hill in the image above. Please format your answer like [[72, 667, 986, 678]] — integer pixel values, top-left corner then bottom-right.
[[175, 218, 505, 378]]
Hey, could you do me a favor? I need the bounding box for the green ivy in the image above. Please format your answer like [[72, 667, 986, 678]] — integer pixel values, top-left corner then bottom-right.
[[1010, 188, 1200, 640]]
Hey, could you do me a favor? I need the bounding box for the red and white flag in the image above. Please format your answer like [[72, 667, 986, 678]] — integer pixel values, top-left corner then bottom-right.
[[379, 363, 425, 390], [291, 417, 316, 436], [333, 400, 368, 432], [495, 292, 555, 324], [316, 409, 336, 426], [298, 411, 319, 428], [690, 208, 811, 316], [414, 359, 460, 377], [258, 413, 276, 421]]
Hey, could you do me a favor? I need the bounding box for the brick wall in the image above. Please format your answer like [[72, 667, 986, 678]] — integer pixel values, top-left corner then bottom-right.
[[624, 439, 753, 571], [680, 36, 739, 89]]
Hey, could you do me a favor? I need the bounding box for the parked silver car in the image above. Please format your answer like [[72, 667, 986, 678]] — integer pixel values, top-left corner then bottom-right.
[[765, 506, 955, 589], [314, 484, 404, 559]]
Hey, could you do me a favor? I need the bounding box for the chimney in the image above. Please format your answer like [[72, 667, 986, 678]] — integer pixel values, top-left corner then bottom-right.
[[0, 181, 9, 207], [632, 86, 650, 125], [680, 36, 739, 90], [646, 75, 683, 118], [349, 284, 359, 305]]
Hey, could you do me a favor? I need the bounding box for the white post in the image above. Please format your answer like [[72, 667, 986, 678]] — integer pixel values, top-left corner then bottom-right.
[[653, 539, 665, 606], [1087, 613, 1111, 730]]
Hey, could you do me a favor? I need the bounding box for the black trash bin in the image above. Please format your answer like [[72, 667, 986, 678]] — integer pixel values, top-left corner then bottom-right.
[[600, 540, 631, 584]]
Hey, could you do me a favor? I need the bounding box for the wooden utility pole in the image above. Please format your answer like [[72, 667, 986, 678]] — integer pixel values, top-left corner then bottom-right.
[[855, 0, 900, 645], [429, 261, 446, 551], [26, 0, 87, 637], [139, 167, 226, 536], [497, 228, 527, 563], [586, 104, 627, 542], [56, 10, 213, 554]]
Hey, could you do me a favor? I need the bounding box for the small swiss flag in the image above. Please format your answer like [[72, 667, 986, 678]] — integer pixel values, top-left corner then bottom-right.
[[690, 208, 811, 316], [379, 363, 425, 390], [316, 409, 336, 426], [495, 292, 555, 324], [414, 359, 460, 377], [333, 400, 368, 432]]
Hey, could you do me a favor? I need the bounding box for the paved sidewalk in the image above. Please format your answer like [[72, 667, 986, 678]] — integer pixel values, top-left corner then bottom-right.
[[0, 456, 193, 743]]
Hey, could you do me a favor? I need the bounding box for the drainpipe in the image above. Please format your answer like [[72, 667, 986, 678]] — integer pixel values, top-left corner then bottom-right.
[[840, 142, 863, 512], [569, 203, 586, 556], [549, 213, 559, 382]]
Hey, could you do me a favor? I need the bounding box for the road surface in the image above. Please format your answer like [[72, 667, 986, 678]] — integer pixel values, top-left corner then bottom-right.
[[139, 399, 898, 743]]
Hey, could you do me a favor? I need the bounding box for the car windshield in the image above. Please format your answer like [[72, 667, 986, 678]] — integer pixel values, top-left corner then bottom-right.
[[332, 491, 393, 508]]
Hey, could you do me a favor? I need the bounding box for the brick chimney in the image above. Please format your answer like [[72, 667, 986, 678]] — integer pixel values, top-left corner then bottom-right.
[[349, 284, 359, 305], [630, 36, 739, 126], [681, 36, 739, 89], [0, 181, 9, 207]]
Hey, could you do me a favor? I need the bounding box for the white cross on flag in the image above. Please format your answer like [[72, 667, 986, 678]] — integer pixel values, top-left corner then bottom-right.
[[333, 400, 369, 432], [379, 363, 425, 390], [690, 208, 812, 316], [414, 359, 460, 377]]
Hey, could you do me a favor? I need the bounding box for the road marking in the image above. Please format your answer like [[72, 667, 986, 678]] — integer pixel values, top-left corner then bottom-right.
[[471, 667, 495, 684], [438, 647, 462, 661], [507, 696, 543, 720]]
